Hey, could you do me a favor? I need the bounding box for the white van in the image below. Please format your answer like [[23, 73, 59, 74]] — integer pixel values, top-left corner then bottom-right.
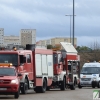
[[78, 62, 100, 88]]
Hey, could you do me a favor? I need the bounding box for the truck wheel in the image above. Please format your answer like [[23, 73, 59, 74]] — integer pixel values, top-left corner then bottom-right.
[[78, 85, 82, 89], [78, 83, 82, 89], [74, 78, 77, 86], [35, 78, 47, 93], [46, 86, 50, 91], [21, 78, 28, 94], [92, 86, 95, 88], [14, 88, 20, 99], [60, 77, 66, 90], [34, 87, 40, 93], [40, 78, 47, 93], [97, 82, 100, 88], [70, 84, 75, 90]]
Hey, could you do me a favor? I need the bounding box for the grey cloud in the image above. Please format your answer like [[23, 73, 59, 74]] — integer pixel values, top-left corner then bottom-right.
[[0, 0, 100, 46]]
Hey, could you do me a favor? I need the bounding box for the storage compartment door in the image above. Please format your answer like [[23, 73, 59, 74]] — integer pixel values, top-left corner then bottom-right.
[[47, 55, 53, 77], [35, 54, 42, 76], [42, 55, 47, 75]]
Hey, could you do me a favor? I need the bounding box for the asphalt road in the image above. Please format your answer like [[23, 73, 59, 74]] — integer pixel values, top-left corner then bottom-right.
[[0, 87, 98, 100]]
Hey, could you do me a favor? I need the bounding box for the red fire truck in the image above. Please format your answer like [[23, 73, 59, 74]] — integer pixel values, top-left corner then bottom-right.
[[49, 42, 80, 90], [0, 42, 80, 94]]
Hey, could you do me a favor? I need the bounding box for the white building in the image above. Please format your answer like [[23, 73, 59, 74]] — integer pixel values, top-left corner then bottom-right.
[[4, 35, 20, 46], [20, 29, 36, 46], [0, 28, 4, 46], [37, 37, 77, 48], [36, 39, 51, 46], [45, 39, 51, 45]]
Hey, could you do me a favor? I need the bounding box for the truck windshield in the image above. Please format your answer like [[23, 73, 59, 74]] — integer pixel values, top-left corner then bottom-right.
[[0, 68, 16, 76], [0, 54, 18, 66], [81, 67, 100, 74]]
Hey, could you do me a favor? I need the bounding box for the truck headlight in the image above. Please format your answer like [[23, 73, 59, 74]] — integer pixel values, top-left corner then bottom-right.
[[11, 79, 18, 84], [93, 78, 96, 81]]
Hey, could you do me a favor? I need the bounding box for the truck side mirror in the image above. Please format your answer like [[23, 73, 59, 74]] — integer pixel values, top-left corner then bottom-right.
[[61, 50, 66, 59]]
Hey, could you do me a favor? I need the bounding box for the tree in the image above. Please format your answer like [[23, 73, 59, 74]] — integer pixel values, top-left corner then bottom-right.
[[76, 46, 91, 52], [89, 41, 100, 51], [78, 41, 100, 68], [47, 45, 53, 49], [52, 44, 61, 51]]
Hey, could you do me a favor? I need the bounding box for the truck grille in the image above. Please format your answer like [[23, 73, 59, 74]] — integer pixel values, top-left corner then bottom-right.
[[81, 78, 91, 81], [0, 80, 11, 84]]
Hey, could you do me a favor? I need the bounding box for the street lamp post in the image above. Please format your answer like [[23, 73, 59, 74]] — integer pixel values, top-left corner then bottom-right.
[[65, 15, 76, 44], [73, 0, 75, 46]]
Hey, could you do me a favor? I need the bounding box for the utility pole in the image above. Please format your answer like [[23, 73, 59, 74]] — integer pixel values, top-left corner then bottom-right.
[[73, 0, 75, 46], [65, 15, 72, 43]]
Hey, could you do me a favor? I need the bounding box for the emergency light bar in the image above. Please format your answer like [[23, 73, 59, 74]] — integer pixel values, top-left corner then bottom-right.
[[0, 63, 13, 67], [87, 60, 100, 63], [13, 47, 17, 51]]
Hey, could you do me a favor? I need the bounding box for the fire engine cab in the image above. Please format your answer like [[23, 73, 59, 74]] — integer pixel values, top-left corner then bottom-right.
[[0, 63, 21, 99]]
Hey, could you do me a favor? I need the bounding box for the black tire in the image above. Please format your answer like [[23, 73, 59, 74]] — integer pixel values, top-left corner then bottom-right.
[[74, 78, 77, 86], [34, 87, 40, 93], [78, 85, 82, 89], [14, 88, 20, 99], [70, 84, 75, 90], [35, 78, 47, 93], [97, 82, 100, 88], [78, 83, 82, 89], [60, 77, 66, 90], [21, 78, 28, 94], [40, 78, 47, 93], [46, 86, 50, 91], [92, 86, 95, 88]]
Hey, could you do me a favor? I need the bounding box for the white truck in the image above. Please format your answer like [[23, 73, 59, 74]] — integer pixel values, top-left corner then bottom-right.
[[78, 61, 100, 88]]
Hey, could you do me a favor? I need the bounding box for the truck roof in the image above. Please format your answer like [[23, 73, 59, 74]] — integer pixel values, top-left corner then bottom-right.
[[83, 62, 100, 67], [0, 48, 53, 55], [60, 42, 77, 54], [0, 50, 32, 55]]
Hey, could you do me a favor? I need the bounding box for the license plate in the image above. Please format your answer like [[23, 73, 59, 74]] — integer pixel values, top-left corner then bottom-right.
[[0, 88, 7, 90], [83, 82, 89, 84], [53, 78, 58, 82]]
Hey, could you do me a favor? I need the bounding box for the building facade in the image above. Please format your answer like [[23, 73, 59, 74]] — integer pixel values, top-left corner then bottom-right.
[[20, 29, 36, 46], [36, 39, 51, 46], [37, 37, 77, 48], [0, 28, 4, 46], [4, 35, 20, 46], [51, 37, 77, 47], [46, 39, 51, 45]]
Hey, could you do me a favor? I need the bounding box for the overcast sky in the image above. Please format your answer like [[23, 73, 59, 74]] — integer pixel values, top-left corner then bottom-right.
[[0, 0, 100, 46]]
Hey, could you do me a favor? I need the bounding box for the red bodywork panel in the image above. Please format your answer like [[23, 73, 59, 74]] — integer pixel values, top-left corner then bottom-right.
[[0, 76, 19, 92], [67, 54, 79, 61]]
